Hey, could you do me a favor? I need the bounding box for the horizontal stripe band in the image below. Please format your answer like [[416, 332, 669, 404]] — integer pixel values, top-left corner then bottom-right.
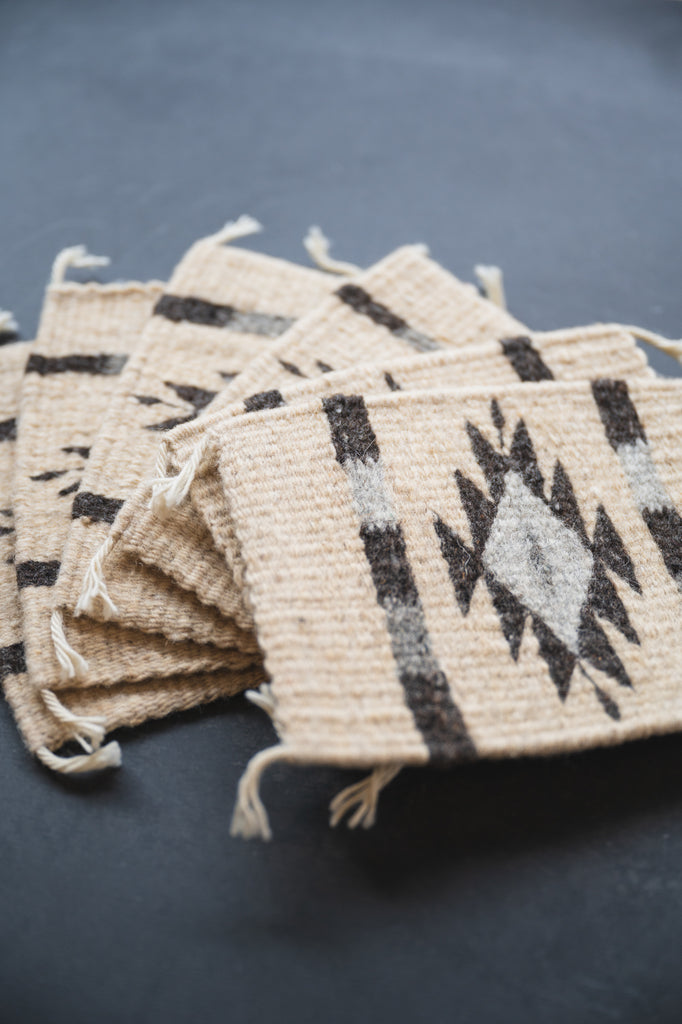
[[26, 354, 128, 376], [16, 560, 60, 587], [154, 294, 294, 337]]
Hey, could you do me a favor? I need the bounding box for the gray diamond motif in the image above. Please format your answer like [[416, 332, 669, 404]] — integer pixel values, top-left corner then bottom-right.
[[483, 471, 593, 654], [433, 401, 642, 720]]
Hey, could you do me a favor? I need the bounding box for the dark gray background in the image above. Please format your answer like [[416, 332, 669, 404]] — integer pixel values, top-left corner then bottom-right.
[[1, 1, 682, 1021]]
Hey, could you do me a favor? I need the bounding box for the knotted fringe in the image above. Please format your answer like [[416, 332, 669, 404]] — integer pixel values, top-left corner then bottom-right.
[[36, 742, 122, 774], [474, 264, 507, 310], [36, 690, 122, 774], [207, 214, 263, 247], [329, 765, 402, 829], [74, 531, 118, 619], [50, 608, 89, 680], [230, 745, 293, 841], [149, 434, 212, 517], [303, 226, 362, 276], [50, 245, 110, 287], [619, 325, 682, 365], [0, 309, 19, 334], [41, 689, 105, 751]]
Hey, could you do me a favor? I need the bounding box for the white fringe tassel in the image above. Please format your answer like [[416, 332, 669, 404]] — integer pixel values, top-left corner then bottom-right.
[[329, 764, 402, 829], [74, 532, 119, 619], [36, 742, 122, 774], [474, 264, 507, 310], [41, 688, 105, 752], [149, 435, 210, 517], [50, 609, 89, 680], [208, 214, 263, 247], [37, 689, 121, 774], [303, 226, 362, 276], [50, 245, 110, 286], [619, 325, 682, 364], [230, 745, 290, 841], [0, 309, 18, 333], [245, 683, 277, 720]]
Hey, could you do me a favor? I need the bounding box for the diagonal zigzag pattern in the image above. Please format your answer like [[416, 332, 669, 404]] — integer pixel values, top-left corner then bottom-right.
[[434, 400, 642, 720]]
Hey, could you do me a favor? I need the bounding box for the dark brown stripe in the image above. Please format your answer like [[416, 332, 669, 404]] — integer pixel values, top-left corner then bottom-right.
[[500, 337, 554, 382], [0, 642, 26, 680], [323, 393, 475, 762], [16, 560, 60, 587], [335, 284, 440, 353], [154, 294, 294, 337], [243, 390, 286, 413], [591, 378, 647, 449], [26, 353, 128, 376], [71, 491, 124, 524], [0, 418, 17, 442]]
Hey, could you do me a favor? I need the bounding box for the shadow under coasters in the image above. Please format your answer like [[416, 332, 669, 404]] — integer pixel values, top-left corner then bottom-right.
[[13, 268, 251, 710], [217, 379, 682, 837], [3, 280, 265, 770], [105, 245, 529, 631], [53, 221, 334, 681]]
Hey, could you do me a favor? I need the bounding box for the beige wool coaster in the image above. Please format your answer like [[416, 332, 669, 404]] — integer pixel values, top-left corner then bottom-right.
[[13, 265, 248, 713], [105, 246, 528, 630], [215, 378, 682, 837], [54, 219, 335, 662]]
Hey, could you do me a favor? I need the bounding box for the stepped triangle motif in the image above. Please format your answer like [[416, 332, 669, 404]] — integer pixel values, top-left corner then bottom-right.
[[140, 381, 218, 432], [434, 401, 642, 720]]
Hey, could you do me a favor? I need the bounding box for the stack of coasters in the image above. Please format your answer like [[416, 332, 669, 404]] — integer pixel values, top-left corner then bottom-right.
[[1, 220, 680, 840], [96, 244, 529, 641]]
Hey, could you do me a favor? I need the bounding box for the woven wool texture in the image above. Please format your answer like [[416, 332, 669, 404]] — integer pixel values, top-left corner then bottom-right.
[[13, 281, 251, 704], [115, 323, 652, 649], [55, 235, 334, 671], [219, 378, 682, 776], [2, 290, 266, 761], [106, 245, 529, 628]]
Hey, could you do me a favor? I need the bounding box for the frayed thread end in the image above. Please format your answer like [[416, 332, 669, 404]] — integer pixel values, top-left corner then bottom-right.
[[50, 245, 110, 287], [41, 688, 105, 752], [209, 214, 263, 247], [149, 436, 210, 518], [474, 264, 507, 310], [50, 609, 89, 680], [245, 683, 277, 721], [619, 325, 682, 365], [36, 741, 122, 774], [74, 533, 119, 619], [303, 226, 362, 276], [230, 745, 289, 841], [329, 764, 402, 829]]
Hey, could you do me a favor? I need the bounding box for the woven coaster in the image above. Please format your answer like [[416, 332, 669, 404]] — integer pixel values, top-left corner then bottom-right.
[[214, 377, 682, 837], [13, 266, 248, 707], [107, 246, 527, 631], [55, 220, 334, 667]]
